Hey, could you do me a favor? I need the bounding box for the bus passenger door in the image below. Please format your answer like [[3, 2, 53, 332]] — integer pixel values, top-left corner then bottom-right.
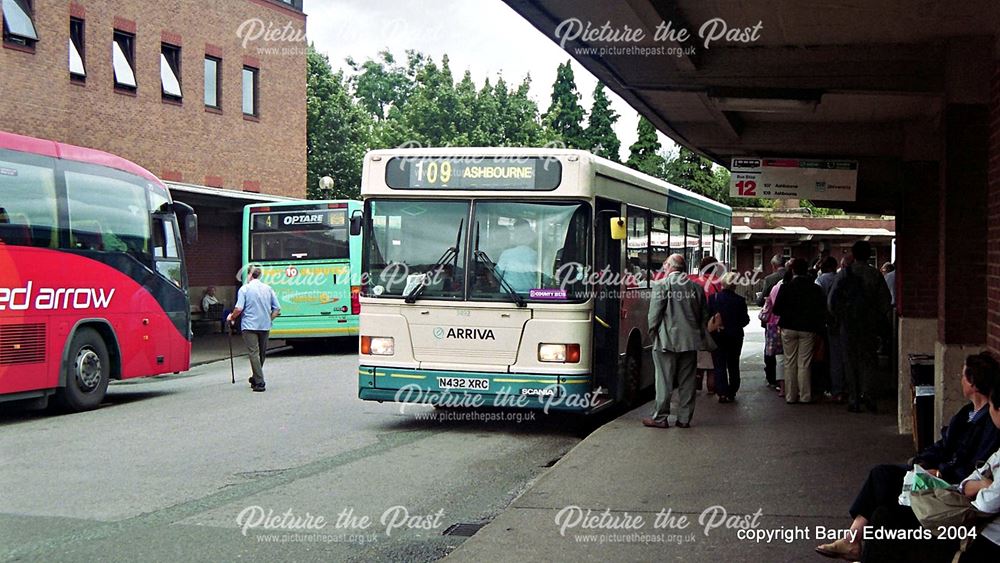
[[593, 198, 621, 397]]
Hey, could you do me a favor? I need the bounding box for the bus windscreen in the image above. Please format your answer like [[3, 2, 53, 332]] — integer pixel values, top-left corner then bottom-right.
[[250, 209, 349, 261]]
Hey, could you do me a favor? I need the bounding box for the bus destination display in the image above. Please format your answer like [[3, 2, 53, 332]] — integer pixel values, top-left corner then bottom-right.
[[252, 209, 346, 231], [385, 157, 561, 190]]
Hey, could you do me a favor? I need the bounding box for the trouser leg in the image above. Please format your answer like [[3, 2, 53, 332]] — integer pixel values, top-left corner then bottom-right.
[[729, 337, 743, 396], [798, 331, 815, 403], [764, 353, 776, 385], [674, 351, 698, 424], [712, 341, 729, 398], [651, 350, 677, 423], [848, 463, 908, 520], [842, 325, 861, 405], [828, 327, 845, 396], [782, 330, 800, 401], [243, 331, 264, 387]]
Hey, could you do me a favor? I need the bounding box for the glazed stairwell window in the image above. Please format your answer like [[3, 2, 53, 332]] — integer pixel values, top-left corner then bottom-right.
[[161, 43, 182, 101], [69, 18, 86, 81], [204, 56, 221, 108], [112, 30, 137, 91], [242, 65, 258, 117], [3, 0, 38, 48]]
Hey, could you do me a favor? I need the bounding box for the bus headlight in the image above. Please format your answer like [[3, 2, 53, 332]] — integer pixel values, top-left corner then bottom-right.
[[538, 343, 580, 363], [361, 336, 394, 356]]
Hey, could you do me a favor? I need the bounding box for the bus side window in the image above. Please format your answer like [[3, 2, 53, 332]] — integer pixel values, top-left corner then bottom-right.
[[0, 154, 58, 248], [152, 216, 182, 286]]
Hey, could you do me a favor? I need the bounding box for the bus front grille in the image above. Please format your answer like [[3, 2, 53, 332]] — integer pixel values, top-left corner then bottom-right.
[[0, 323, 46, 365]]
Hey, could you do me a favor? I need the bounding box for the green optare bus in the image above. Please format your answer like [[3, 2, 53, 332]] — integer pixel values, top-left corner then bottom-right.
[[241, 200, 362, 343]]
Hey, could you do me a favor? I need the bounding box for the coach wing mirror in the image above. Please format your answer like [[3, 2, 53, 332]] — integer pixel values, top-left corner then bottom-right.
[[610, 217, 626, 240], [172, 201, 199, 244], [350, 210, 363, 236]]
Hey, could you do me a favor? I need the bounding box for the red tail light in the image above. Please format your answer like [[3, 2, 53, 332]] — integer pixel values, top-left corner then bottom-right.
[[360, 335, 371, 355], [567, 344, 581, 363], [351, 285, 361, 315]]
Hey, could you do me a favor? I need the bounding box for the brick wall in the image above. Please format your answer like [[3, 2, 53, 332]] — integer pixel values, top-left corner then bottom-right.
[[184, 221, 241, 287], [0, 0, 306, 198], [988, 62, 1000, 354], [898, 161, 940, 318], [940, 105, 989, 344]]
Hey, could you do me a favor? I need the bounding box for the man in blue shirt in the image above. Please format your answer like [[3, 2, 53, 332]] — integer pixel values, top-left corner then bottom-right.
[[495, 219, 539, 294], [227, 265, 281, 392]]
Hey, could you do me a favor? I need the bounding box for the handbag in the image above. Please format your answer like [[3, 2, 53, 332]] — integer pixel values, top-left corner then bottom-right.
[[701, 313, 722, 352], [909, 487, 975, 530]]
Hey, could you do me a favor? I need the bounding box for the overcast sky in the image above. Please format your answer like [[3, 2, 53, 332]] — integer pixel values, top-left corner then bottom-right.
[[306, 0, 676, 161]]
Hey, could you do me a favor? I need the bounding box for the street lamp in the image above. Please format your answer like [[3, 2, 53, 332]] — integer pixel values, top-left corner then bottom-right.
[[319, 176, 334, 192]]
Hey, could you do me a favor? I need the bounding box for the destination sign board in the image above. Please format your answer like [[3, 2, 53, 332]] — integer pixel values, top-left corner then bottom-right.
[[729, 158, 858, 201], [385, 157, 562, 190], [251, 209, 346, 232]]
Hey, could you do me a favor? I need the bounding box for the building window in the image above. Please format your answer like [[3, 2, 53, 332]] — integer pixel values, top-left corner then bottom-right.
[[2, 0, 38, 48], [112, 30, 137, 91], [160, 43, 182, 101], [242, 65, 258, 117], [69, 18, 86, 81], [204, 56, 221, 108]]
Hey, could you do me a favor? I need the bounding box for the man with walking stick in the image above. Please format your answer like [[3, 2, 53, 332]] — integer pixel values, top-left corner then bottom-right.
[[227, 265, 281, 392]]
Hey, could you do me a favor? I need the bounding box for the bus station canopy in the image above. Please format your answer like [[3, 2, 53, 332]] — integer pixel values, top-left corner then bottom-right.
[[503, 0, 1000, 214]]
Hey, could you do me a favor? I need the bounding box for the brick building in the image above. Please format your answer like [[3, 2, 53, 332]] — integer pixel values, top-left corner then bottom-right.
[[1, 0, 307, 305], [730, 207, 896, 298]]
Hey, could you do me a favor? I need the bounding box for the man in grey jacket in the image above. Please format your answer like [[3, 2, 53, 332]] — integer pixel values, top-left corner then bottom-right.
[[644, 254, 711, 428]]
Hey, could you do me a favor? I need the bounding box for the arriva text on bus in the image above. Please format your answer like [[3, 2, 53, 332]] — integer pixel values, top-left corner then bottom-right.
[[0, 282, 115, 311]]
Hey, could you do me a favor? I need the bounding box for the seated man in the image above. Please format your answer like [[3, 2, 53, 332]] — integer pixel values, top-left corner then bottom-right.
[[201, 286, 228, 333], [816, 352, 1000, 560]]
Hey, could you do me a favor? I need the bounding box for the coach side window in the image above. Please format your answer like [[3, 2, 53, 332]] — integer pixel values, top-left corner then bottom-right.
[[0, 153, 58, 248], [65, 170, 150, 257]]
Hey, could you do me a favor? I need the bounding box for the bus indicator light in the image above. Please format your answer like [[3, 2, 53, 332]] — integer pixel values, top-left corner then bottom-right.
[[361, 336, 393, 356], [539, 343, 580, 363]]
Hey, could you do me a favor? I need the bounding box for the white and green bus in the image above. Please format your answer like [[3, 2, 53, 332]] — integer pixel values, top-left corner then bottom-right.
[[354, 148, 731, 413]]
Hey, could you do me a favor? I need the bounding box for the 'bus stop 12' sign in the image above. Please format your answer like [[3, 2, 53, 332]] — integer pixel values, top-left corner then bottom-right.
[[729, 158, 858, 201]]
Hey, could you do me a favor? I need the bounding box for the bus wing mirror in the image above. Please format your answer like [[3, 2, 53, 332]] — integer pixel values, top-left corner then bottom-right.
[[171, 200, 199, 244], [610, 217, 626, 240], [184, 213, 199, 244], [350, 210, 363, 236]]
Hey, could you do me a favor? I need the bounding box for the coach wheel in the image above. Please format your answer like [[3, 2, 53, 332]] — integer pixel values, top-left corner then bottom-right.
[[56, 328, 110, 412], [618, 347, 641, 407]]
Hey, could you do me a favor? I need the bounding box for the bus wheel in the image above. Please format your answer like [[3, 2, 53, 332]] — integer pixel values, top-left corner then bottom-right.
[[56, 328, 110, 412], [619, 348, 640, 407]]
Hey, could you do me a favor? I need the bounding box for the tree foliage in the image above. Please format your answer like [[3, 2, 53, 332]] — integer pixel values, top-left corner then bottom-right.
[[626, 117, 665, 178], [542, 61, 587, 148], [585, 83, 620, 161], [306, 45, 372, 200]]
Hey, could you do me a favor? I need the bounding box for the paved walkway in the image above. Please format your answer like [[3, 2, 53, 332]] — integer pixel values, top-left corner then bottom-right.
[[190, 333, 287, 366], [446, 323, 914, 562]]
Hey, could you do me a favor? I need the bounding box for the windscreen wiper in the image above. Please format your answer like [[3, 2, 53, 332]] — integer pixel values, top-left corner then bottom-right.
[[404, 218, 463, 304], [474, 222, 526, 308]]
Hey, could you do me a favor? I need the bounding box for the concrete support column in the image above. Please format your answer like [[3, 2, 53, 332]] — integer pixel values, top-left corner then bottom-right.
[[895, 160, 940, 434], [935, 103, 990, 435]]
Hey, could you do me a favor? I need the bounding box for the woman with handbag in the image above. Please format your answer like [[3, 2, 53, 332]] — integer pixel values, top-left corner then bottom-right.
[[690, 256, 723, 394], [773, 258, 829, 404], [708, 274, 750, 403], [760, 267, 790, 397]]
